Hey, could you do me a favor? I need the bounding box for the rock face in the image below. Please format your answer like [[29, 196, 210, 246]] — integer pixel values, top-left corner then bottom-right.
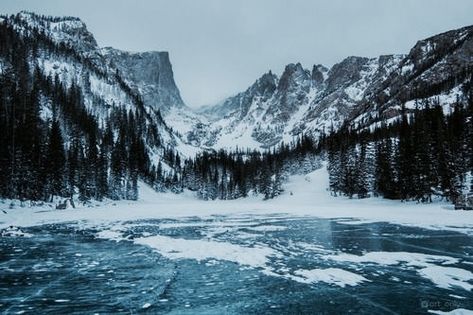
[[101, 48, 185, 113], [100, 49, 210, 146]]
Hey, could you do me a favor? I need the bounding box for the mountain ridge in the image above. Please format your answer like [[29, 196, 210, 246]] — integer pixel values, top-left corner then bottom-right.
[[5, 11, 473, 153], [193, 24, 473, 149]]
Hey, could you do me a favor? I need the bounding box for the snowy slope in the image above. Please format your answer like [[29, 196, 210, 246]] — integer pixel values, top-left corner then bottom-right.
[[3, 11, 199, 163], [350, 25, 473, 130], [190, 24, 473, 150], [196, 56, 403, 150]]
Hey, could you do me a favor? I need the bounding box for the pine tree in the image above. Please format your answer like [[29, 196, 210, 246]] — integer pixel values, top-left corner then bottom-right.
[[110, 134, 126, 200], [327, 140, 342, 196], [355, 141, 369, 199], [46, 120, 66, 200], [67, 139, 79, 198], [86, 131, 99, 199], [375, 139, 397, 199], [397, 108, 415, 200], [96, 147, 108, 200]]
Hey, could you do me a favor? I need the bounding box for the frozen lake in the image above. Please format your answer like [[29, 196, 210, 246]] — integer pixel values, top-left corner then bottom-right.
[[1, 214, 473, 314]]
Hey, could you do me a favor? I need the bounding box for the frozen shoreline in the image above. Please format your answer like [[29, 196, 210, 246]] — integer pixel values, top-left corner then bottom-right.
[[1, 167, 472, 235]]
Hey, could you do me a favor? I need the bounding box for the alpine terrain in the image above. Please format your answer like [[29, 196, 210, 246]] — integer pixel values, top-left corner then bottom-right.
[[1, 7, 473, 315]]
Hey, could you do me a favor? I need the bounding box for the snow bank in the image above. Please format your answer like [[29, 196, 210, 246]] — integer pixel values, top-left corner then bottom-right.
[[95, 230, 124, 242], [1, 226, 33, 238], [326, 251, 459, 267], [420, 266, 473, 291], [245, 225, 287, 232], [1, 166, 473, 238]]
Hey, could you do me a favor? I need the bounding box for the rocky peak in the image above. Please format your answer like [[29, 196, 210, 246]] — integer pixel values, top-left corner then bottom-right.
[[277, 63, 311, 91], [325, 56, 370, 94], [13, 11, 98, 53], [251, 70, 278, 97], [102, 48, 185, 112], [311, 64, 328, 86]]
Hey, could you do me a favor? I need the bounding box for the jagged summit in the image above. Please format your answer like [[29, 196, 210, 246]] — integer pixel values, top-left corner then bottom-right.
[[195, 23, 473, 149], [277, 63, 310, 91], [258, 70, 278, 87], [311, 64, 327, 85]]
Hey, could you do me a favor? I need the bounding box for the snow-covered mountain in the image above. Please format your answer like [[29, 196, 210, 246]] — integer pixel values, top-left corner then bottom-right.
[[193, 24, 473, 150], [3, 11, 472, 155], [0, 11, 198, 164], [195, 56, 402, 149], [350, 25, 473, 130]]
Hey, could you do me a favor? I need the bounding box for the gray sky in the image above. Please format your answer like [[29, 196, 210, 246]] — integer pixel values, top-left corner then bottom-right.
[[2, 0, 473, 108]]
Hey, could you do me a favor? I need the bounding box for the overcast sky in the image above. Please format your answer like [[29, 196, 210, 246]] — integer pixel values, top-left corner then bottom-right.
[[2, 0, 473, 107]]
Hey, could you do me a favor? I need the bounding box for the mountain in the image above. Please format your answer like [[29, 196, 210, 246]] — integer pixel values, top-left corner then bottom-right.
[[1, 11, 200, 154], [350, 25, 473, 129], [17, 11, 470, 155], [0, 11, 197, 201], [196, 56, 402, 149], [196, 24, 473, 150]]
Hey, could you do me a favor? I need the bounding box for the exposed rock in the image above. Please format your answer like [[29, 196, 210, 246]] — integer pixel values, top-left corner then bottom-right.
[[101, 48, 185, 113]]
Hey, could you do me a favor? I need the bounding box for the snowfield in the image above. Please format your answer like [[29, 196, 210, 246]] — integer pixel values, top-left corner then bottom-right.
[[1, 166, 472, 235]]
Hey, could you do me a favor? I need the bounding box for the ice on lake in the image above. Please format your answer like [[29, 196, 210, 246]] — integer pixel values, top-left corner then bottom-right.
[[1, 214, 473, 314]]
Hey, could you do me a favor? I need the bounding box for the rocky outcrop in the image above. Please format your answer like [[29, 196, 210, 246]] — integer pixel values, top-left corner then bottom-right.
[[101, 48, 186, 113]]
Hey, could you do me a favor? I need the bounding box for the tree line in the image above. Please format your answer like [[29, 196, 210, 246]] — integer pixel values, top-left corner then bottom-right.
[[179, 135, 320, 200], [325, 94, 473, 203]]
